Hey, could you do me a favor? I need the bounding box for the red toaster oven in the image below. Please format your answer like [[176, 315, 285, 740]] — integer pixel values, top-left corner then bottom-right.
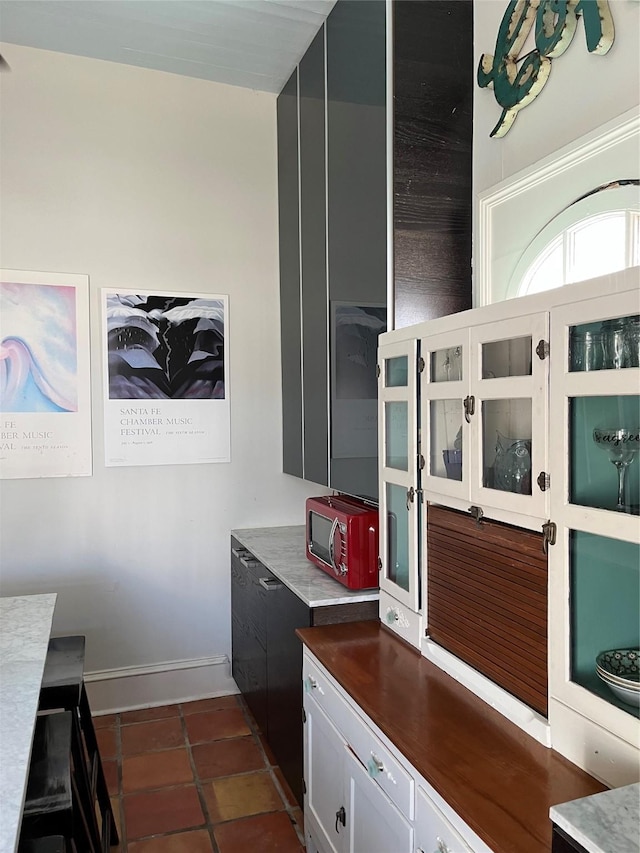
[[305, 494, 379, 590]]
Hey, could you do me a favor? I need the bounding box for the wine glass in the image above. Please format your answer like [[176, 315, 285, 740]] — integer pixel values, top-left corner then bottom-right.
[[592, 428, 640, 512]]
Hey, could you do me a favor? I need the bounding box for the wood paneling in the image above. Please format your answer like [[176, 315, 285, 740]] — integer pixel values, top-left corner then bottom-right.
[[393, 0, 473, 329], [297, 621, 605, 853], [427, 504, 548, 716]]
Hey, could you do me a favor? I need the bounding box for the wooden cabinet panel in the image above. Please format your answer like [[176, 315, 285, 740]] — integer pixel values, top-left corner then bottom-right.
[[427, 504, 548, 716], [392, 0, 473, 329]]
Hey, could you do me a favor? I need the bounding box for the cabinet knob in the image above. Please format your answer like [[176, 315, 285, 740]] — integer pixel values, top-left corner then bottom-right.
[[367, 753, 384, 778], [436, 837, 451, 853], [335, 805, 346, 832], [303, 676, 324, 695]]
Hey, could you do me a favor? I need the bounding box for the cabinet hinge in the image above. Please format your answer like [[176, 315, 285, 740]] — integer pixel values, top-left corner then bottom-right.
[[542, 520, 557, 555], [377, 556, 382, 571], [418, 453, 425, 470], [302, 779, 307, 795], [376, 364, 381, 379], [537, 471, 551, 492], [536, 339, 550, 360], [418, 356, 425, 373], [302, 708, 306, 724]]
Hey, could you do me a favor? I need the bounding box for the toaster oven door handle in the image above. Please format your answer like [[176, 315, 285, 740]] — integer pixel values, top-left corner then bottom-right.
[[328, 517, 340, 575]]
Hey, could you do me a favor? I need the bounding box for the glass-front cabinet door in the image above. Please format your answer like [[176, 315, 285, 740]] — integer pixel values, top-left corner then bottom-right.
[[377, 339, 419, 612], [549, 285, 640, 785], [469, 312, 549, 526], [420, 330, 469, 502]]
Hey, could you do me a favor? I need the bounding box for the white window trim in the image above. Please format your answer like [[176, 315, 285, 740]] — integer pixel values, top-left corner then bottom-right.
[[475, 108, 640, 307], [507, 185, 640, 299]]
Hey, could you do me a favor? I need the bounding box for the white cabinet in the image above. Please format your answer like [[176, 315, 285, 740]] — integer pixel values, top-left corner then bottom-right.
[[302, 649, 491, 853], [547, 279, 640, 788], [415, 786, 471, 853], [377, 269, 640, 784], [420, 312, 550, 530]]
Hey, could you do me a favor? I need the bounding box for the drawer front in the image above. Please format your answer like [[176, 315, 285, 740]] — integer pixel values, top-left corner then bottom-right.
[[303, 652, 414, 820], [415, 786, 472, 853], [342, 702, 414, 820], [379, 589, 423, 650]]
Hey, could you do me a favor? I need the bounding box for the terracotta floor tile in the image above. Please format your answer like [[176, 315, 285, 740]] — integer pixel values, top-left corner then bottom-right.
[[128, 829, 214, 852], [121, 717, 185, 755], [274, 767, 297, 808], [214, 811, 303, 853], [103, 758, 119, 796], [111, 796, 123, 844], [184, 707, 250, 744], [192, 736, 266, 780], [181, 695, 240, 715], [97, 726, 117, 760], [122, 747, 193, 793], [121, 704, 181, 725], [124, 784, 205, 840], [291, 806, 304, 839], [258, 732, 277, 765], [203, 770, 284, 823], [93, 713, 117, 729]]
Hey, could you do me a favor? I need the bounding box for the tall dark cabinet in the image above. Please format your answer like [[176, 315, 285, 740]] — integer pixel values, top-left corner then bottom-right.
[[277, 0, 387, 503], [277, 0, 473, 498], [393, 0, 473, 329]]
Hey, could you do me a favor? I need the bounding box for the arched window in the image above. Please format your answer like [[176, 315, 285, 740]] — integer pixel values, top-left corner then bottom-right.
[[507, 182, 640, 299]]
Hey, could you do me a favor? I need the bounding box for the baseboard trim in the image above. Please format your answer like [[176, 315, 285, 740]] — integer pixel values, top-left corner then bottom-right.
[[85, 654, 239, 715]]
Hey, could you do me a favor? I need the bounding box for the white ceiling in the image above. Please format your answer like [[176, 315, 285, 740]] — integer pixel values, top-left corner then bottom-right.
[[0, 0, 336, 93]]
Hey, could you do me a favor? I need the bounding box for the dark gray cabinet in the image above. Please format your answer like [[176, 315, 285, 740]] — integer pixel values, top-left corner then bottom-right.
[[230, 535, 378, 807], [327, 0, 387, 501], [277, 68, 303, 479], [278, 0, 387, 503], [277, 0, 473, 498]]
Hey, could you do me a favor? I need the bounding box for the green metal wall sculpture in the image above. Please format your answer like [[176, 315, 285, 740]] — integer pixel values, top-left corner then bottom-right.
[[478, 0, 615, 138]]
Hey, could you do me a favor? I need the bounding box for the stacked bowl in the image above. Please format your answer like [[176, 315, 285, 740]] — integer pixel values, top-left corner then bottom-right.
[[596, 649, 640, 707]]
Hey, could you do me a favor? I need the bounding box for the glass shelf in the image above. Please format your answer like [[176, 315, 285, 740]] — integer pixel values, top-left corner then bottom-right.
[[570, 530, 639, 719], [569, 314, 640, 372], [570, 395, 640, 515]]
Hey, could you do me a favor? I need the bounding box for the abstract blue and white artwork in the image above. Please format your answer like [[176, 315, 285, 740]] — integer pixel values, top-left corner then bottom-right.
[[0, 270, 92, 479]]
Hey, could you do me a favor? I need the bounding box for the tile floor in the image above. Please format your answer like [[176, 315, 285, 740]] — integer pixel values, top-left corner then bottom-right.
[[94, 694, 305, 852]]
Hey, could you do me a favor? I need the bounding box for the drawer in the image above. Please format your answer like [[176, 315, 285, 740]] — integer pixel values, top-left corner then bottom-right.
[[303, 651, 414, 820], [342, 702, 414, 820], [379, 589, 423, 650], [303, 653, 352, 732], [415, 786, 473, 853]]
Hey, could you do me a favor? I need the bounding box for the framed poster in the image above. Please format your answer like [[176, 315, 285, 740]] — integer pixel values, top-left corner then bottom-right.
[[102, 289, 230, 467], [0, 269, 92, 479]]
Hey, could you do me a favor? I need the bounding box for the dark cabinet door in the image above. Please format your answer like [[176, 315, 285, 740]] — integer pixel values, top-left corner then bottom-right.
[[392, 0, 473, 329], [243, 560, 269, 737], [277, 69, 303, 479], [300, 27, 329, 488], [326, 0, 387, 501], [266, 581, 312, 807], [230, 541, 251, 695]]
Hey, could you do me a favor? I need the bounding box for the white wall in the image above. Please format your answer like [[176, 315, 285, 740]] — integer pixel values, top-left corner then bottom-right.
[[473, 0, 640, 303], [0, 44, 324, 710]]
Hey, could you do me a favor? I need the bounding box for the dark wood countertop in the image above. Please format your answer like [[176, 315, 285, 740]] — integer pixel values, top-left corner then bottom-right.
[[297, 621, 606, 853]]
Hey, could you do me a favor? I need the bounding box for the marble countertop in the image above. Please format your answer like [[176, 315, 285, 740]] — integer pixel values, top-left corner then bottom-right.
[[550, 782, 640, 853], [0, 593, 57, 853], [231, 525, 379, 608]]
